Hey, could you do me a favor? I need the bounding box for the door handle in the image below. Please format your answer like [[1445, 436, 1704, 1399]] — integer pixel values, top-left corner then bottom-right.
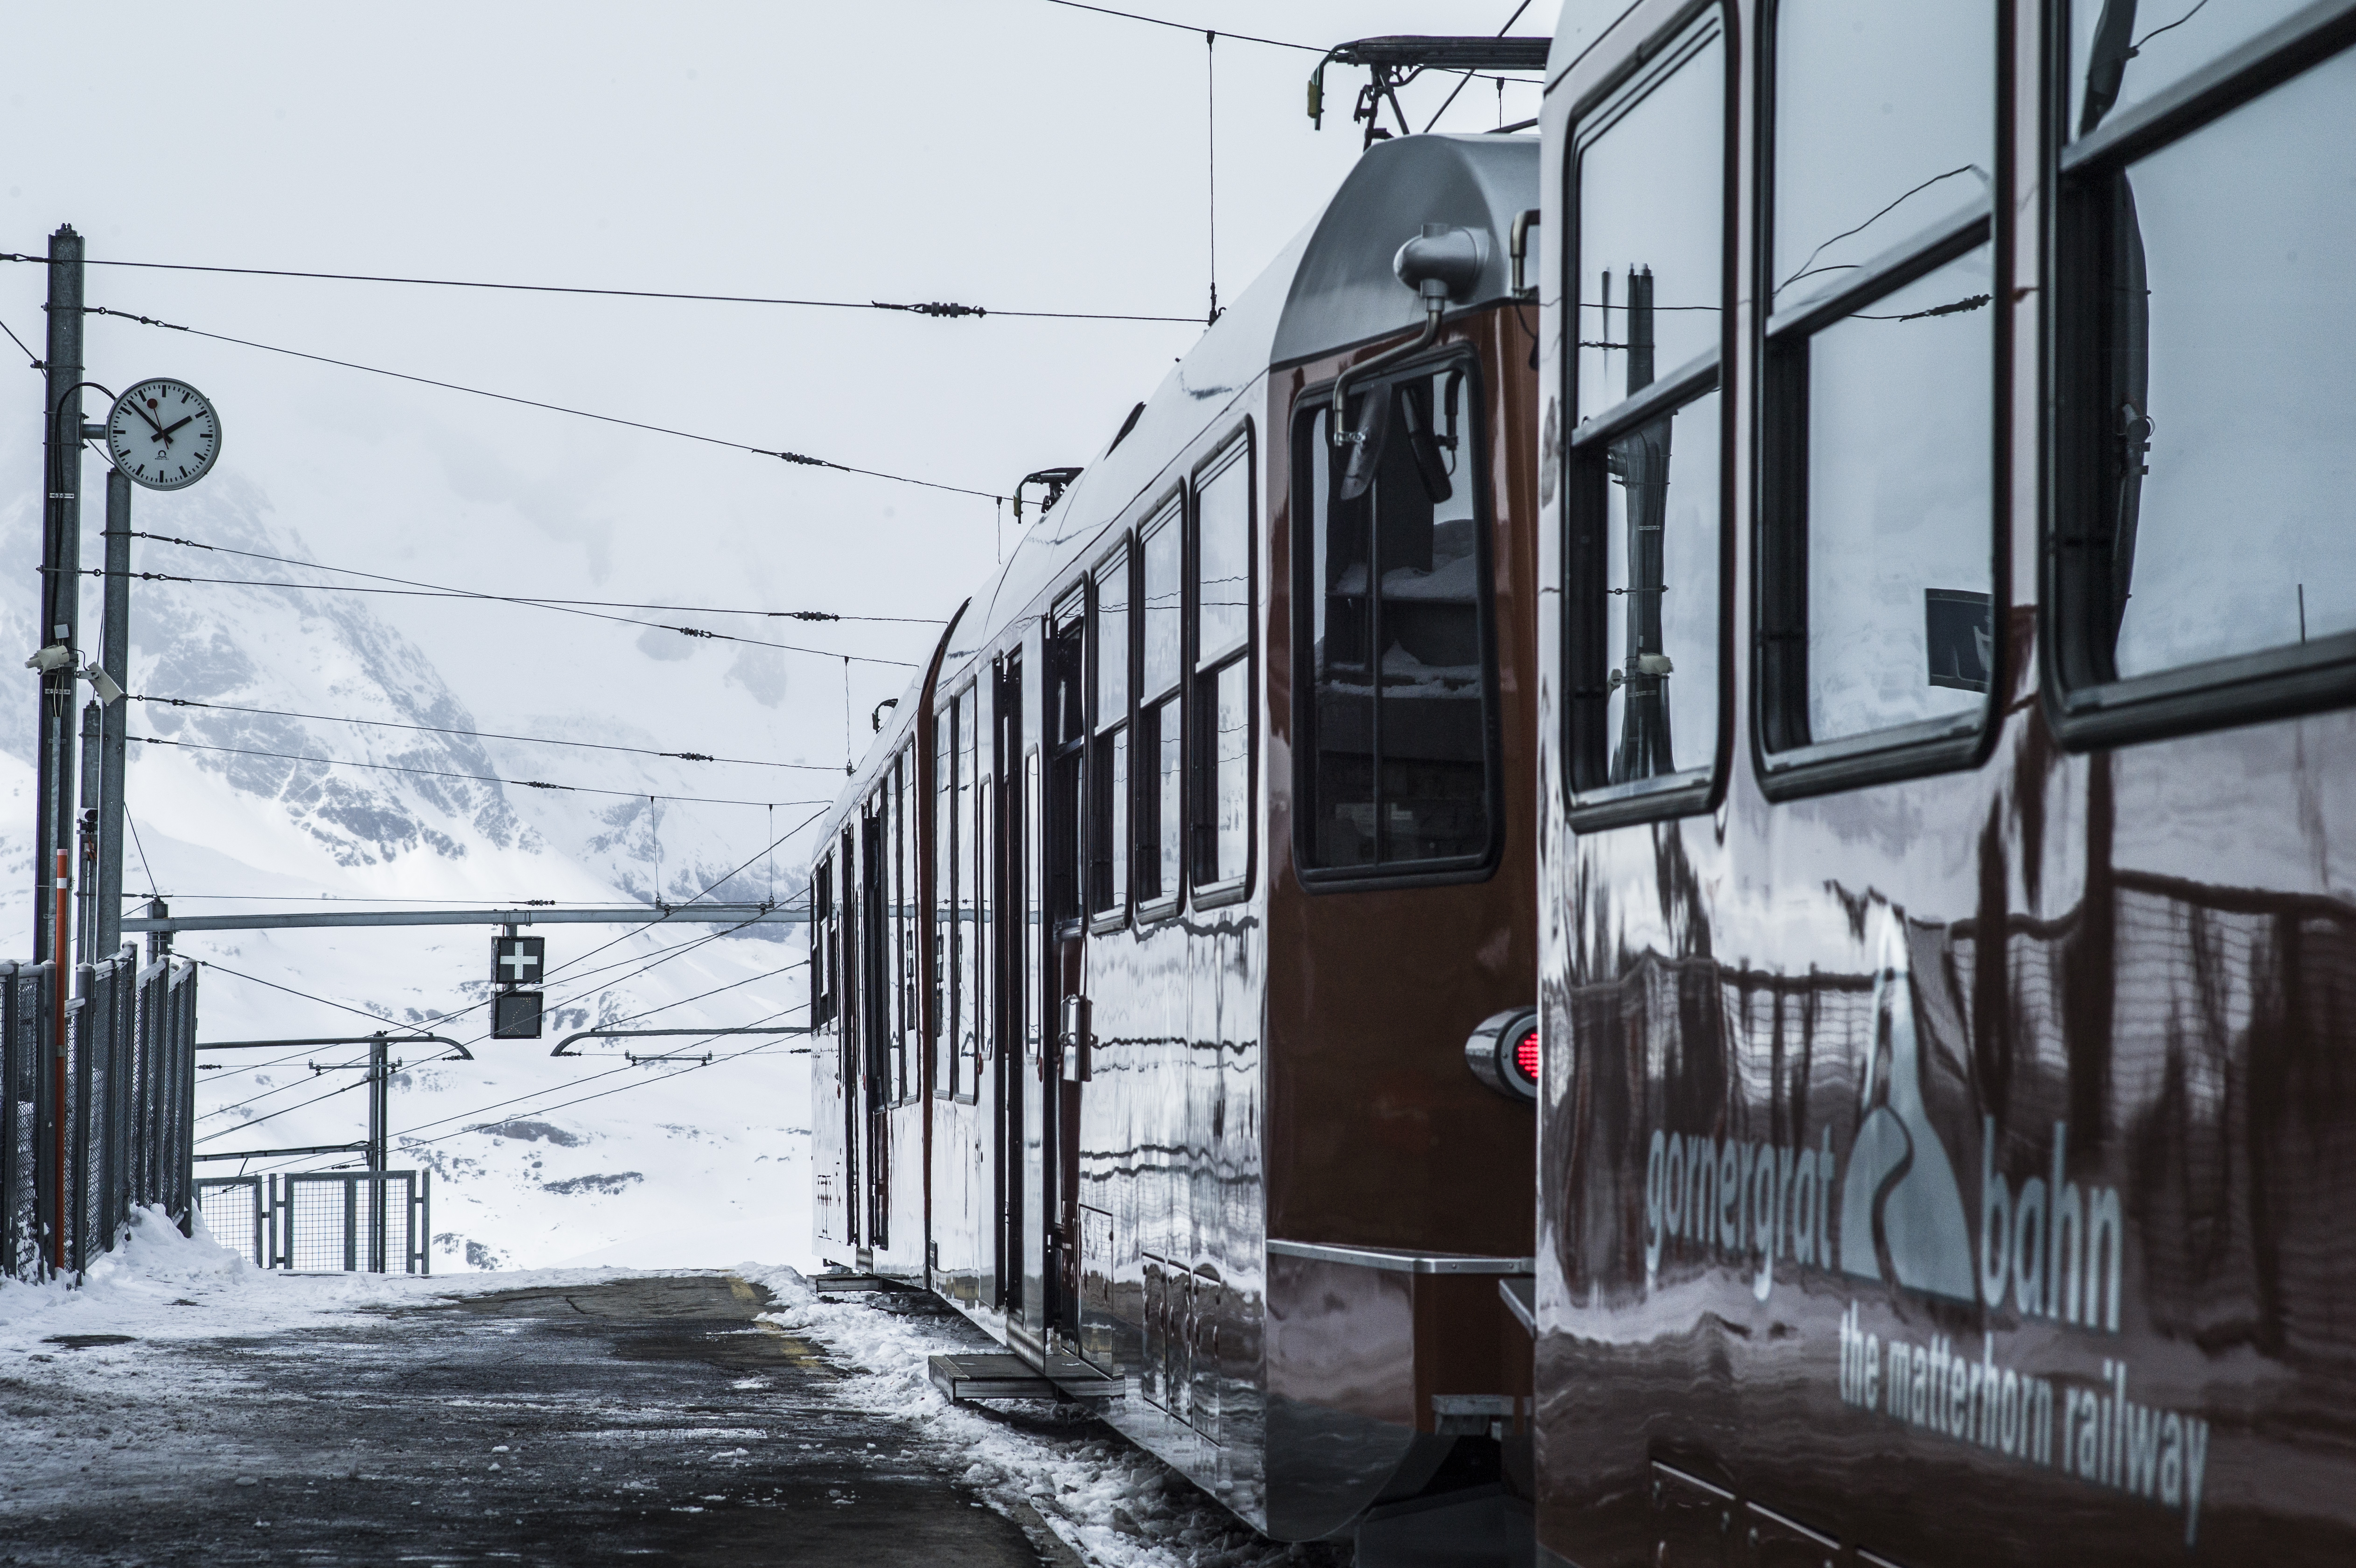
[[1060, 994, 1093, 1082]]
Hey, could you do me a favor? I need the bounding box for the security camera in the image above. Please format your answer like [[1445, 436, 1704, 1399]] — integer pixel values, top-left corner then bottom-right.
[[78, 662, 125, 704]]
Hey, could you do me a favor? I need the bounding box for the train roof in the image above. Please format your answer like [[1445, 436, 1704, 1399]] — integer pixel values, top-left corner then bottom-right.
[[820, 133, 1537, 833]]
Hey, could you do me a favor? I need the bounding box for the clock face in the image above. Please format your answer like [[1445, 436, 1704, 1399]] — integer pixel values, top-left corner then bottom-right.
[[106, 378, 221, 491]]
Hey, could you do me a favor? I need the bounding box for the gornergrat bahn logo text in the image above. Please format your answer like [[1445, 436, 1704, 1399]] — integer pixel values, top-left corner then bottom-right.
[[1636, 913, 2214, 1547]]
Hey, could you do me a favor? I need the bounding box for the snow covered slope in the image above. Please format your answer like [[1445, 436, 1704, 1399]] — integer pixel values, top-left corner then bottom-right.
[[0, 472, 821, 1273]]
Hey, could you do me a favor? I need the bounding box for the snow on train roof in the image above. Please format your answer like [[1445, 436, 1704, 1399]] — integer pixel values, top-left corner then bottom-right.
[[825, 133, 1537, 820]]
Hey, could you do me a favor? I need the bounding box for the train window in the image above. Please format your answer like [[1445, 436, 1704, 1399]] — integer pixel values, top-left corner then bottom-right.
[[1573, 18, 1719, 426], [1048, 589, 1086, 930], [1138, 498, 1185, 910], [2052, 19, 2356, 741], [1192, 436, 1252, 895], [961, 682, 986, 1101], [932, 701, 957, 1098], [2069, 0, 2315, 138], [1089, 541, 1132, 924], [1561, 14, 1724, 818], [1295, 355, 1498, 879], [811, 849, 835, 1027], [1756, 0, 1996, 784]]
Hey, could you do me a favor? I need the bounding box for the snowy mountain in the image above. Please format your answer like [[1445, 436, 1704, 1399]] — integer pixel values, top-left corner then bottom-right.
[[0, 471, 822, 1274]]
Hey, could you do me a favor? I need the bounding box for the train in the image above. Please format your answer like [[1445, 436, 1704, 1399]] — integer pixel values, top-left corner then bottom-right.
[[1530, 0, 2356, 1564], [814, 1, 2356, 1561], [809, 129, 1546, 1550]]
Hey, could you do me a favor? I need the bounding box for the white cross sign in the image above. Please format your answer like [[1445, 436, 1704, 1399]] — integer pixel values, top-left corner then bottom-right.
[[493, 935, 545, 987]]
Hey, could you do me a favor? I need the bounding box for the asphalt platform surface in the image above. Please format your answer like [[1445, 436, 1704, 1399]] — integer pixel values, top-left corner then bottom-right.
[[0, 1274, 1076, 1567]]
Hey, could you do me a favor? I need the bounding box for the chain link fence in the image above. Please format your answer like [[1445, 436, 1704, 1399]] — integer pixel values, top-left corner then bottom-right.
[[0, 948, 198, 1280]]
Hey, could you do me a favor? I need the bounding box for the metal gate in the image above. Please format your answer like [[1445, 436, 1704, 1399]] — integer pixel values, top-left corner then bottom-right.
[[194, 1175, 266, 1266], [280, 1171, 430, 1274], [195, 1171, 430, 1273]]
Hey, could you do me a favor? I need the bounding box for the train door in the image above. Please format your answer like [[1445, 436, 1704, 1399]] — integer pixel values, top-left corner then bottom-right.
[[809, 843, 845, 1246], [859, 807, 889, 1249], [997, 649, 1043, 1353], [834, 828, 859, 1252], [1044, 591, 1089, 1352]]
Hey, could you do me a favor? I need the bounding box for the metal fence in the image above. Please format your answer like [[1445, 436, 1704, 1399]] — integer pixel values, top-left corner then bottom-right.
[[194, 1174, 266, 1266], [0, 948, 198, 1279], [193, 1170, 431, 1274]]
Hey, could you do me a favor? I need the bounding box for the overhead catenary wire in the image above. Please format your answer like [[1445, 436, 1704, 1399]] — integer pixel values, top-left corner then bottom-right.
[[0, 250, 1197, 324], [108, 530, 940, 623], [1041, 0, 1319, 52], [127, 732, 830, 809], [1421, 0, 1535, 133], [98, 535, 923, 667], [1042, 1, 1545, 84], [188, 805, 829, 1089], [75, 304, 1007, 503], [383, 1000, 812, 1158], [127, 692, 848, 772], [1, 314, 40, 370]]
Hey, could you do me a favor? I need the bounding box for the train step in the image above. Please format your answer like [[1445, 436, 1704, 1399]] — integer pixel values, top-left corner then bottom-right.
[[811, 1271, 910, 1295], [929, 1351, 1123, 1404]]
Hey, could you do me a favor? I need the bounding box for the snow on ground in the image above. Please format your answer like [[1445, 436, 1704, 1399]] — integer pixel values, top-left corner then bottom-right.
[[2, 1225, 1340, 1565], [744, 1265, 1349, 1568]]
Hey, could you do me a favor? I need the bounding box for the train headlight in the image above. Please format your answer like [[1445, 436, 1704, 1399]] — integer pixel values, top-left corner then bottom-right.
[[1465, 1008, 1540, 1104]]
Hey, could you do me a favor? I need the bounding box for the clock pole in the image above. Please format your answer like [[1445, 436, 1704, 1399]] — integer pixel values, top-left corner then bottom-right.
[[93, 467, 132, 964]]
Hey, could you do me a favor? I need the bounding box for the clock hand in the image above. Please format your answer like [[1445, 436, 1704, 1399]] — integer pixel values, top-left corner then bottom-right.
[[157, 415, 196, 438], [127, 401, 165, 437]]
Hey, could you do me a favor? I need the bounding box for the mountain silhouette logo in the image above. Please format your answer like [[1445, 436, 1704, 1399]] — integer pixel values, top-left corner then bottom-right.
[[1839, 914, 1978, 1302]]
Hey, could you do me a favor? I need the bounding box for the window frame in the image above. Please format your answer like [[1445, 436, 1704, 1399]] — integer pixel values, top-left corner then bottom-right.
[[2044, 5, 2356, 749], [1189, 426, 1257, 908], [1086, 533, 1135, 933], [930, 689, 961, 1101], [1748, 0, 2007, 802], [958, 679, 986, 1106], [1290, 346, 1507, 892], [1047, 584, 1089, 936], [1134, 488, 1189, 922], [1559, 7, 1732, 831], [811, 846, 837, 1028]]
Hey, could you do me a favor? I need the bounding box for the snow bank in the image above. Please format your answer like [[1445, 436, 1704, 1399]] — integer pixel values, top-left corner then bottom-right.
[[738, 1262, 1347, 1568], [0, 1207, 694, 1356]]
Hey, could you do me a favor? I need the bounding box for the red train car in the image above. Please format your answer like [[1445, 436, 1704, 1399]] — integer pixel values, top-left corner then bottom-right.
[[812, 133, 1550, 1549]]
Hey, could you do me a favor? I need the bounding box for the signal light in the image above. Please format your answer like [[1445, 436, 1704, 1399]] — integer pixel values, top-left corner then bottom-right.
[[1464, 1008, 1539, 1104]]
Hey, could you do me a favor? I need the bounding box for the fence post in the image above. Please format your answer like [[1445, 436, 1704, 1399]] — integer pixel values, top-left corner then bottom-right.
[[69, 970, 92, 1274], [173, 963, 195, 1233], [31, 962, 56, 1279], [0, 965, 23, 1277]]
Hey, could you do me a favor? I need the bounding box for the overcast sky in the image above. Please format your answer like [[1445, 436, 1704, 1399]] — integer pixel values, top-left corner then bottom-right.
[[3, 1, 1546, 894]]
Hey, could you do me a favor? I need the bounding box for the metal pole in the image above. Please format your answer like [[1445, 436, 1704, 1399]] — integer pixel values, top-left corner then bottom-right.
[[36, 226, 84, 973], [96, 469, 130, 960], [76, 705, 99, 967], [369, 1036, 387, 1270], [51, 850, 68, 1270]]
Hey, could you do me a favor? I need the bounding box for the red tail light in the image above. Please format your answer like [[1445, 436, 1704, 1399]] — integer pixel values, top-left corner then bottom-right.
[[1464, 1008, 1540, 1104]]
